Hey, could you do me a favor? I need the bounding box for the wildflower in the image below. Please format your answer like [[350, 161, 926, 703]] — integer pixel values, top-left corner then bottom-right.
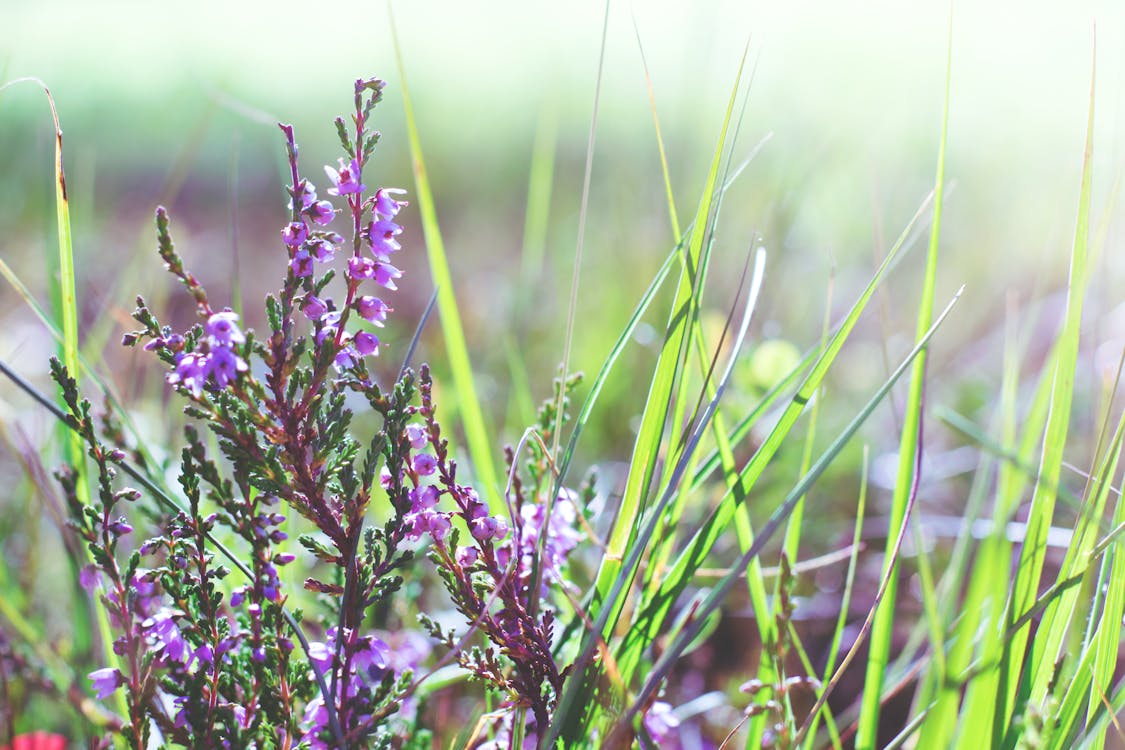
[[205, 311, 246, 346], [374, 187, 408, 219], [365, 219, 402, 259], [106, 518, 133, 537], [405, 423, 427, 449], [167, 352, 208, 397], [347, 255, 376, 281], [306, 200, 337, 226], [456, 546, 479, 566], [355, 296, 389, 326], [325, 157, 365, 196], [88, 667, 124, 700], [353, 330, 379, 357], [373, 262, 402, 290], [409, 485, 439, 512], [302, 295, 329, 321], [289, 247, 315, 277], [412, 453, 437, 476], [291, 180, 317, 210], [643, 702, 681, 745], [208, 346, 249, 389], [307, 238, 335, 262], [282, 221, 309, 247], [143, 609, 189, 664]]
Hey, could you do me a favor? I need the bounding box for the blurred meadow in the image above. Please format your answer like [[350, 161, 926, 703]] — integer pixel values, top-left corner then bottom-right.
[[4, 0, 1125, 746]]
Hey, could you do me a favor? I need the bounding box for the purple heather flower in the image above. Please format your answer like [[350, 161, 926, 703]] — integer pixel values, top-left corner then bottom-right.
[[168, 352, 209, 397], [352, 636, 390, 683], [374, 187, 407, 219], [405, 423, 427, 450], [427, 512, 451, 541], [355, 296, 389, 326], [144, 609, 189, 664], [325, 157, 365, 196], [409, 485, 439, 511], [291, 180, 317, 210], [353, 330, 379, 357], [412, 453, 437, 476], [79, 564, 101, 591], [306, 200, 336, 226], [89, 667, 124, 700], [643, 702, 681, 746], [208, 346, 249, 389], [373, 262, 402, 290], [365, 219, 402, 259], [308, 238, 335, 262], [205, 311, 246, 346], [347, 255, 376, 281], [470, 515, 508, 542], [282, 221, 309, 247], [302, 295, 328, 321], [289, 247, 315, 277], [456, 546, 479, 566], [275, 552, 297, 565], [107, 518, 133, 537], [334, 346, 357, 371]]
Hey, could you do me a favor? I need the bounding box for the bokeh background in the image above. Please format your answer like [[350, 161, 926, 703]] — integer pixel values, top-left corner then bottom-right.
[[3, 0, 1125, 744]]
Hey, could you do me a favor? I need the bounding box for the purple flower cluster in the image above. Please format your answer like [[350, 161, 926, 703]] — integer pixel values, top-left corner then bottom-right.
[[300, 627, 391, 748], [163, 311, 249, 397], [282, 177, 344, 278], [499, 488, 583, 596], [295, 165, 407, 371]]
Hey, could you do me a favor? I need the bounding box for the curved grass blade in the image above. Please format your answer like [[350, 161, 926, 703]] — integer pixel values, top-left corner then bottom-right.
[[995, 44, 1095, 746], [855, 11, 953, 745], [615, 191, 934, 699], [627, 288, 963, 733]]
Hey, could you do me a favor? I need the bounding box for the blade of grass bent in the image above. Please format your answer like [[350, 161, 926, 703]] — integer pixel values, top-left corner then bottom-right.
[[629, 288, 963, 731], [855, 11, 953, 746], [618, 191, 934, 689], [390, 24, 500, 508], [548, 246, 765, 747], [565, 57, 750, 732], [997, 47, 1095, 744], [801, 445, 868, 750]]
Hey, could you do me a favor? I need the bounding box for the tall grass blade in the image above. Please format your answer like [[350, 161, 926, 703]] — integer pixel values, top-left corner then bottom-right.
[[631, 288, 963, 734], [996, 43, 1095, 745], [855, 10, 953, 746]]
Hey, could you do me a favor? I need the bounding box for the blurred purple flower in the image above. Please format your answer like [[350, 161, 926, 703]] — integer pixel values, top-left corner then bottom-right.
[[374, 188, 407, 219], [208, 346, 249, 389], [282, 221, 309, 247], [353, 330, 379, 357], [306, 200, 336, 226], [355, 296, 389, 326], [168, 352, 208, 397], [205, 311, 245, 346], [88, 667, 123, 700], [325, 158, 365, 196]]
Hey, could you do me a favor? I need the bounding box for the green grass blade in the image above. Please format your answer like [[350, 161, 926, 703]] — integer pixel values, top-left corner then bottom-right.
[[997, 46, 1095, 744], [801, 446, 868, 750], [390, 22, 500, 507], [552, 57, 751, 743], [854, 11, 953, 746], [618, 192, 933, 688], [633, 288, 963, 732]]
